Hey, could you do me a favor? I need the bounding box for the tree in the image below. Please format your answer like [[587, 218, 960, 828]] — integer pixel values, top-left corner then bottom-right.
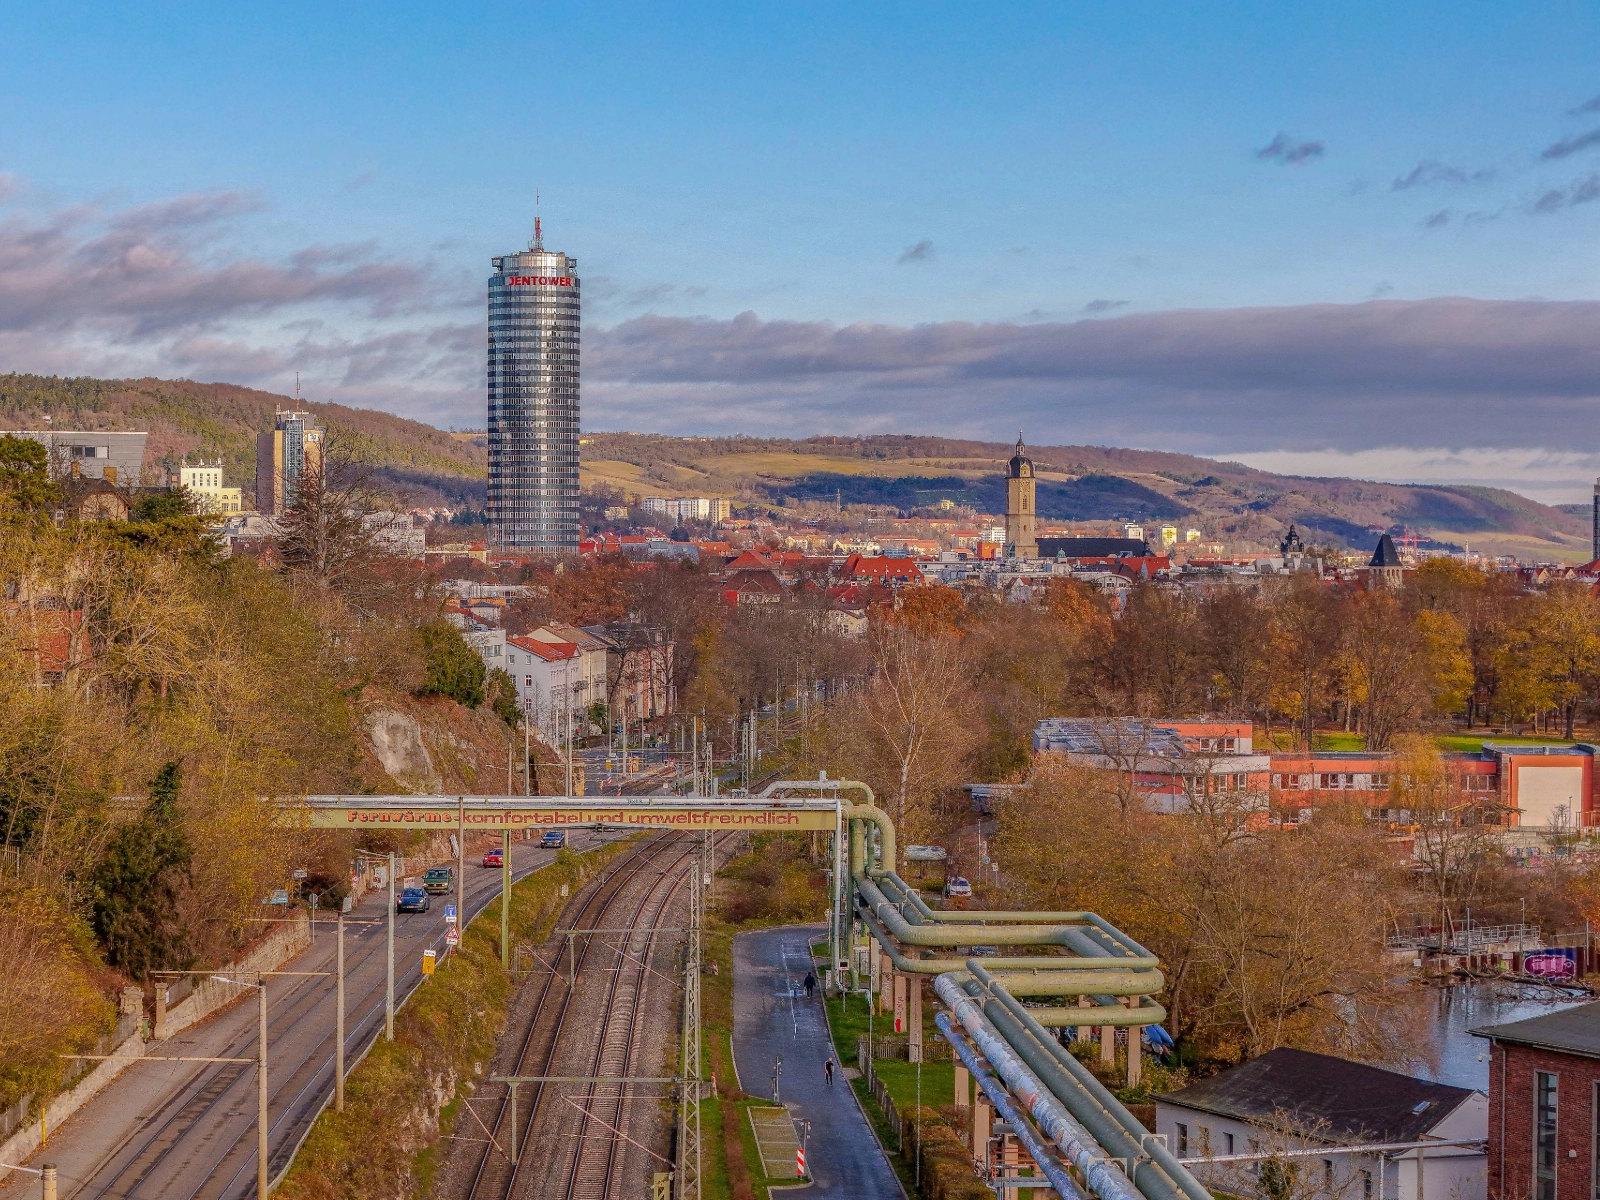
[[485, 666, 521, 726], [90, 763, 194, 979], [0, 434, 57, 513], [415, 621, 485, 708], [1197, 586, 1277, 721], [1533, 583, 1600, 739], [1269, 577, 1344, 750]]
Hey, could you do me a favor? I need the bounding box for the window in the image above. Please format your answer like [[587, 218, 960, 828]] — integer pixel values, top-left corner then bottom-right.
[[1175, 1123, 1188, 1157], [1223, 1132, 1234, 1155], [1537, 1070, 1558, 1200], [1361, 1169, 1373, 1199], [524, 676, 532, 687], [1324, 1159, 1334, 1188]]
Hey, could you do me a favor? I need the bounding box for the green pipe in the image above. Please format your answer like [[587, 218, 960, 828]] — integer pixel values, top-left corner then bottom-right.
[[842, 801, 895, 876], [1021, 998, 1167, 1028], [966, 963, 1210, 1200], [856, 874, 1081, 946], [856, 909, 1159, 978], [879, 874, 1153, 959]]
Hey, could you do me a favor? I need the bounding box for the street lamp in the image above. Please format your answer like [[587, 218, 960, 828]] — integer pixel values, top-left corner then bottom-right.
[[355, 850, 397, 1039], [212, 974, 270, 1200]]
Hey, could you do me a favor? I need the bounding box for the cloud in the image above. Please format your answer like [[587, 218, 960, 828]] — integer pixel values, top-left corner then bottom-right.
[[1532, 174, 1600, 212], [897, 239, 935, 264], [1571, 95, 1600, 117], [1541, 128, 1600, 160], [582, 299, 1600, 473], [1391, 161, 1496, 190], [1422, 209, 1451, 229], [1255, 133, 1325, 165], [1369, 282, 1394, 299], [1081, 299, 1129, 314]]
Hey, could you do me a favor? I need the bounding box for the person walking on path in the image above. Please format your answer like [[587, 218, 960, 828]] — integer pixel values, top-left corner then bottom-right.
[[803, 970, 816, 998], [824, 1056, 835, 1086]]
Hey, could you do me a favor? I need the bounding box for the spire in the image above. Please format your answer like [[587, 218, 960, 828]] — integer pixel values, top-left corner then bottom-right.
[[1016, 430, 1026, 455], [531, 189, 543, 249]]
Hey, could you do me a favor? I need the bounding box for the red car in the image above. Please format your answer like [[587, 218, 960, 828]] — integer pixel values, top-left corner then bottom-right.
[[482, 846, 504, 868]]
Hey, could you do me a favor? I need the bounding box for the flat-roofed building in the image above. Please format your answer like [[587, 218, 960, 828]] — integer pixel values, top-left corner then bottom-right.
[[3, 430, 147, 483]]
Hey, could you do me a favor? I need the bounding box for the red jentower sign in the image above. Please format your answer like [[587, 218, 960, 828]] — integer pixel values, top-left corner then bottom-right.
[[505, 275, 574, 287]]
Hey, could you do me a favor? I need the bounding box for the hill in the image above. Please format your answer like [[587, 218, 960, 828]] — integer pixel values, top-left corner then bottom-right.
[[0, 373, 487, 507], [0, 374, 1583, 558], [579, 432, 1589, 560]]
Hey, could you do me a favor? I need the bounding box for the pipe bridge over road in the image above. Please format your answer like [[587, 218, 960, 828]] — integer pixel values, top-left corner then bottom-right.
[[283, 783, 1206, 1200]]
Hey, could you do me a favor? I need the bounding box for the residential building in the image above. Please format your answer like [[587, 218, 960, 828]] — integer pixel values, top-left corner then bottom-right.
[[840, 553, 923, 586], [1034, 536, 1152, 560], [1033, 718, 1272, 814], [1004, 434, 1038, 559], [1473, 1002, 1600, 1200], [255, 410, 323, 515], [3, 430, 147, 484], [359, 511, 426, 559], [639, 496, 732, 524], [527, 623, 609, 720], [178, 464, 243, 515], [584, 623, 674, 720], [486, 223, 580, 554], [465, 628, 581, 744], [1155, 1047, 1486, 1200]]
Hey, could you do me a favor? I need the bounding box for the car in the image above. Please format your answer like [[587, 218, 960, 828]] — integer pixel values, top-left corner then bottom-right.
[[396, 886, 430, 913], [943, 876, 972, 898], [540, 829, 567, 849], [970, 945, 1001, 957], [423, 866, 454, 894], [482, 846, 504, 868]]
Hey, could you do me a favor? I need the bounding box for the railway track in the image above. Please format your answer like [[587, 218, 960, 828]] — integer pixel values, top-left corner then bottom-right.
[[465, 833, 703, 1200]]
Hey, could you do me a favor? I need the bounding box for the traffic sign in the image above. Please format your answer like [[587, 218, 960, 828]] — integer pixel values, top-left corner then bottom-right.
[[444, 904, 457, 924], [421, 949, 436, 976], [796, 1146, 806, 1177], [445, 926, 460, 946]]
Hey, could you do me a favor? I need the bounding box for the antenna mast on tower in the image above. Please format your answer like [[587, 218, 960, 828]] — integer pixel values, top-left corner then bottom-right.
[[532, 189, 542, 249]]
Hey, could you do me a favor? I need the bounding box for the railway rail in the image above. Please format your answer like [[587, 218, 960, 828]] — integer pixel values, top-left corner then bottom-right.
[[465, 832, 704, 1200]]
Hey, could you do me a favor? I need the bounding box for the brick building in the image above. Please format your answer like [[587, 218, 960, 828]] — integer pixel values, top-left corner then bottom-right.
[[1473, 1002, 1600, 1200]]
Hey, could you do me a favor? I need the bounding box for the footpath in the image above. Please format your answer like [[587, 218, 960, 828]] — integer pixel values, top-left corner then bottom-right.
[[732, 925, 904, 1198]]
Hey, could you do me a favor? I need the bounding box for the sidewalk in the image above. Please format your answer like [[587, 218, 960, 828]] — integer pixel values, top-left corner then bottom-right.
[[733, 925, 904, 1198]]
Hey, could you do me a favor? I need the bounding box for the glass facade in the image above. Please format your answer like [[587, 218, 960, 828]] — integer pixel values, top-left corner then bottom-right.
[[487, 245, 580, 553]]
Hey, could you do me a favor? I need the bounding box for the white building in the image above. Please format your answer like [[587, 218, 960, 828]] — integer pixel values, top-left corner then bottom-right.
[[465, 627, 582, 744], [639, 496, 731, 524], [1155, 1047, 1486, 1200]]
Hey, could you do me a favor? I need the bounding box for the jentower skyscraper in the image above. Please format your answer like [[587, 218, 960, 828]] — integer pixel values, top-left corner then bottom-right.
[[487, 219, 580, 553]]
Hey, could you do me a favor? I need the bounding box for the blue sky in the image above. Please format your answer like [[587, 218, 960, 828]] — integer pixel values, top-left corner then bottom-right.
[[3, 2, 1600, 499]]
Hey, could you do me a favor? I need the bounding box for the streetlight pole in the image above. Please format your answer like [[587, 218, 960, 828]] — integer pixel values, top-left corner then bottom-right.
[[335, 913, 346, 1112], [257, 980, 268, 1200], [386, 851, 396, 1040]]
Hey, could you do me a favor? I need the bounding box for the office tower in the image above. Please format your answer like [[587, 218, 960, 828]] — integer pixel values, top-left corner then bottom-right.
[[487, 220, 580, 553], [1593, 478, 1599, 562], [1005, 434, 1038, 559], [255, 410, 323, 515]]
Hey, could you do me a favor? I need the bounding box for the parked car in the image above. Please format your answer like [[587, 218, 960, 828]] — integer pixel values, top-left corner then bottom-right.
[[540, 829, 567, 849], [482, 846, 504, 868], [396, 886, 431, 913], [943, 876, 972, 898], [423, 866, 453, 894], [970, 945, 1000, 957]]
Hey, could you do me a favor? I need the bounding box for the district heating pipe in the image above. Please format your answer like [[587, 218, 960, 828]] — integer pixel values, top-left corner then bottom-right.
[[935, 1011, 1086, 1200], [935, 973, 1145, 1200], [966, 962, 1212, 1200]]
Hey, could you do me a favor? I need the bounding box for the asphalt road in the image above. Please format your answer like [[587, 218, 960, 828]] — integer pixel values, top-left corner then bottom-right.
[[733, 925, 904, 1199], [0, 830, 624, 1200]]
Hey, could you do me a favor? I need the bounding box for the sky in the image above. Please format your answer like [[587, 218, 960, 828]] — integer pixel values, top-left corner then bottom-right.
[[2, 2, 1599, 501]]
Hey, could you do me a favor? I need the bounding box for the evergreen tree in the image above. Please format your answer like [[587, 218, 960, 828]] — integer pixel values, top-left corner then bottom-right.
[[91, 762, 193, 979], [415, 621, 485, 708]]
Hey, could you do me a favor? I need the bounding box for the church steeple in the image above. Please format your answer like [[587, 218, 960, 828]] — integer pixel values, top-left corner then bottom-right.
[[1005, 430, 1037, 558]]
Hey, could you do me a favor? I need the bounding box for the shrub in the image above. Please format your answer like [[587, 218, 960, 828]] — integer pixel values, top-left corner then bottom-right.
[[415, 621, 485, 708]]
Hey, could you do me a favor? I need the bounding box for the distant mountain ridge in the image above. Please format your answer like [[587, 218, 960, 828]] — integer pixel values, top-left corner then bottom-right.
[[0, 375, 1583, 558]]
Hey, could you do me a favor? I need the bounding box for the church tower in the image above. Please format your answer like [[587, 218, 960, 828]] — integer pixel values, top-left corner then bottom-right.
[[1005, 433, 1037, 559]]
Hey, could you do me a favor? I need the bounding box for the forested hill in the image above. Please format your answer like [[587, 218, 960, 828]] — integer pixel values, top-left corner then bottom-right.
[[0, 374, 1585, 558], [581, 432, 1590, 560], [0, 374, 487, 506]]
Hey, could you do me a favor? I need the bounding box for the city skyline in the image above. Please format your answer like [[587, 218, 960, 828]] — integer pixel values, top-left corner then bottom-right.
[[1, 5, 1599, 501]]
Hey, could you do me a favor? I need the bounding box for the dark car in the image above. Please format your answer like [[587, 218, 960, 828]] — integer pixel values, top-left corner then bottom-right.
[[423, 866, 453, 894], [540, 830, 567, 849], [482, 846, 504, 868], [396, 886, 430, 913]]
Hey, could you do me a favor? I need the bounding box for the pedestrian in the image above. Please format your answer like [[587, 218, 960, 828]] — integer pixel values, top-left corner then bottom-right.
[[803, 971, 816, 998], [824, 1056, 834, 1086]]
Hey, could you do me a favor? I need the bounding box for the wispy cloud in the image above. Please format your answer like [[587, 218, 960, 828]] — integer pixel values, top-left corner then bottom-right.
[[1422, 209, 1451, 229], [1081, 299, 1129, 314], [1541, 127, 1600, 160], [897, 239, 935, 264], [1391, 161, 1496, 190], [1255, 132, 1325, 165], [1568, 95, 1600, 117], [1532, 174, 1600, 212]]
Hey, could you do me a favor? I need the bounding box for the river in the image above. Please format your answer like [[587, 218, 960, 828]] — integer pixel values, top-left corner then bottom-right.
[[1416, 980, 1593, 1090]]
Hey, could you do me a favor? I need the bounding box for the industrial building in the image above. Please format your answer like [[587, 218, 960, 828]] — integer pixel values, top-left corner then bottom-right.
[[486, 220, 580, 554]]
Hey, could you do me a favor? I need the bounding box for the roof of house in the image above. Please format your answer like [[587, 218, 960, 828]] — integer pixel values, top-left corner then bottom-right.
[[1155, 1048, 1476, 1144], [1471, 1000, 1600, 1058], [507, 635, 576, 662]]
